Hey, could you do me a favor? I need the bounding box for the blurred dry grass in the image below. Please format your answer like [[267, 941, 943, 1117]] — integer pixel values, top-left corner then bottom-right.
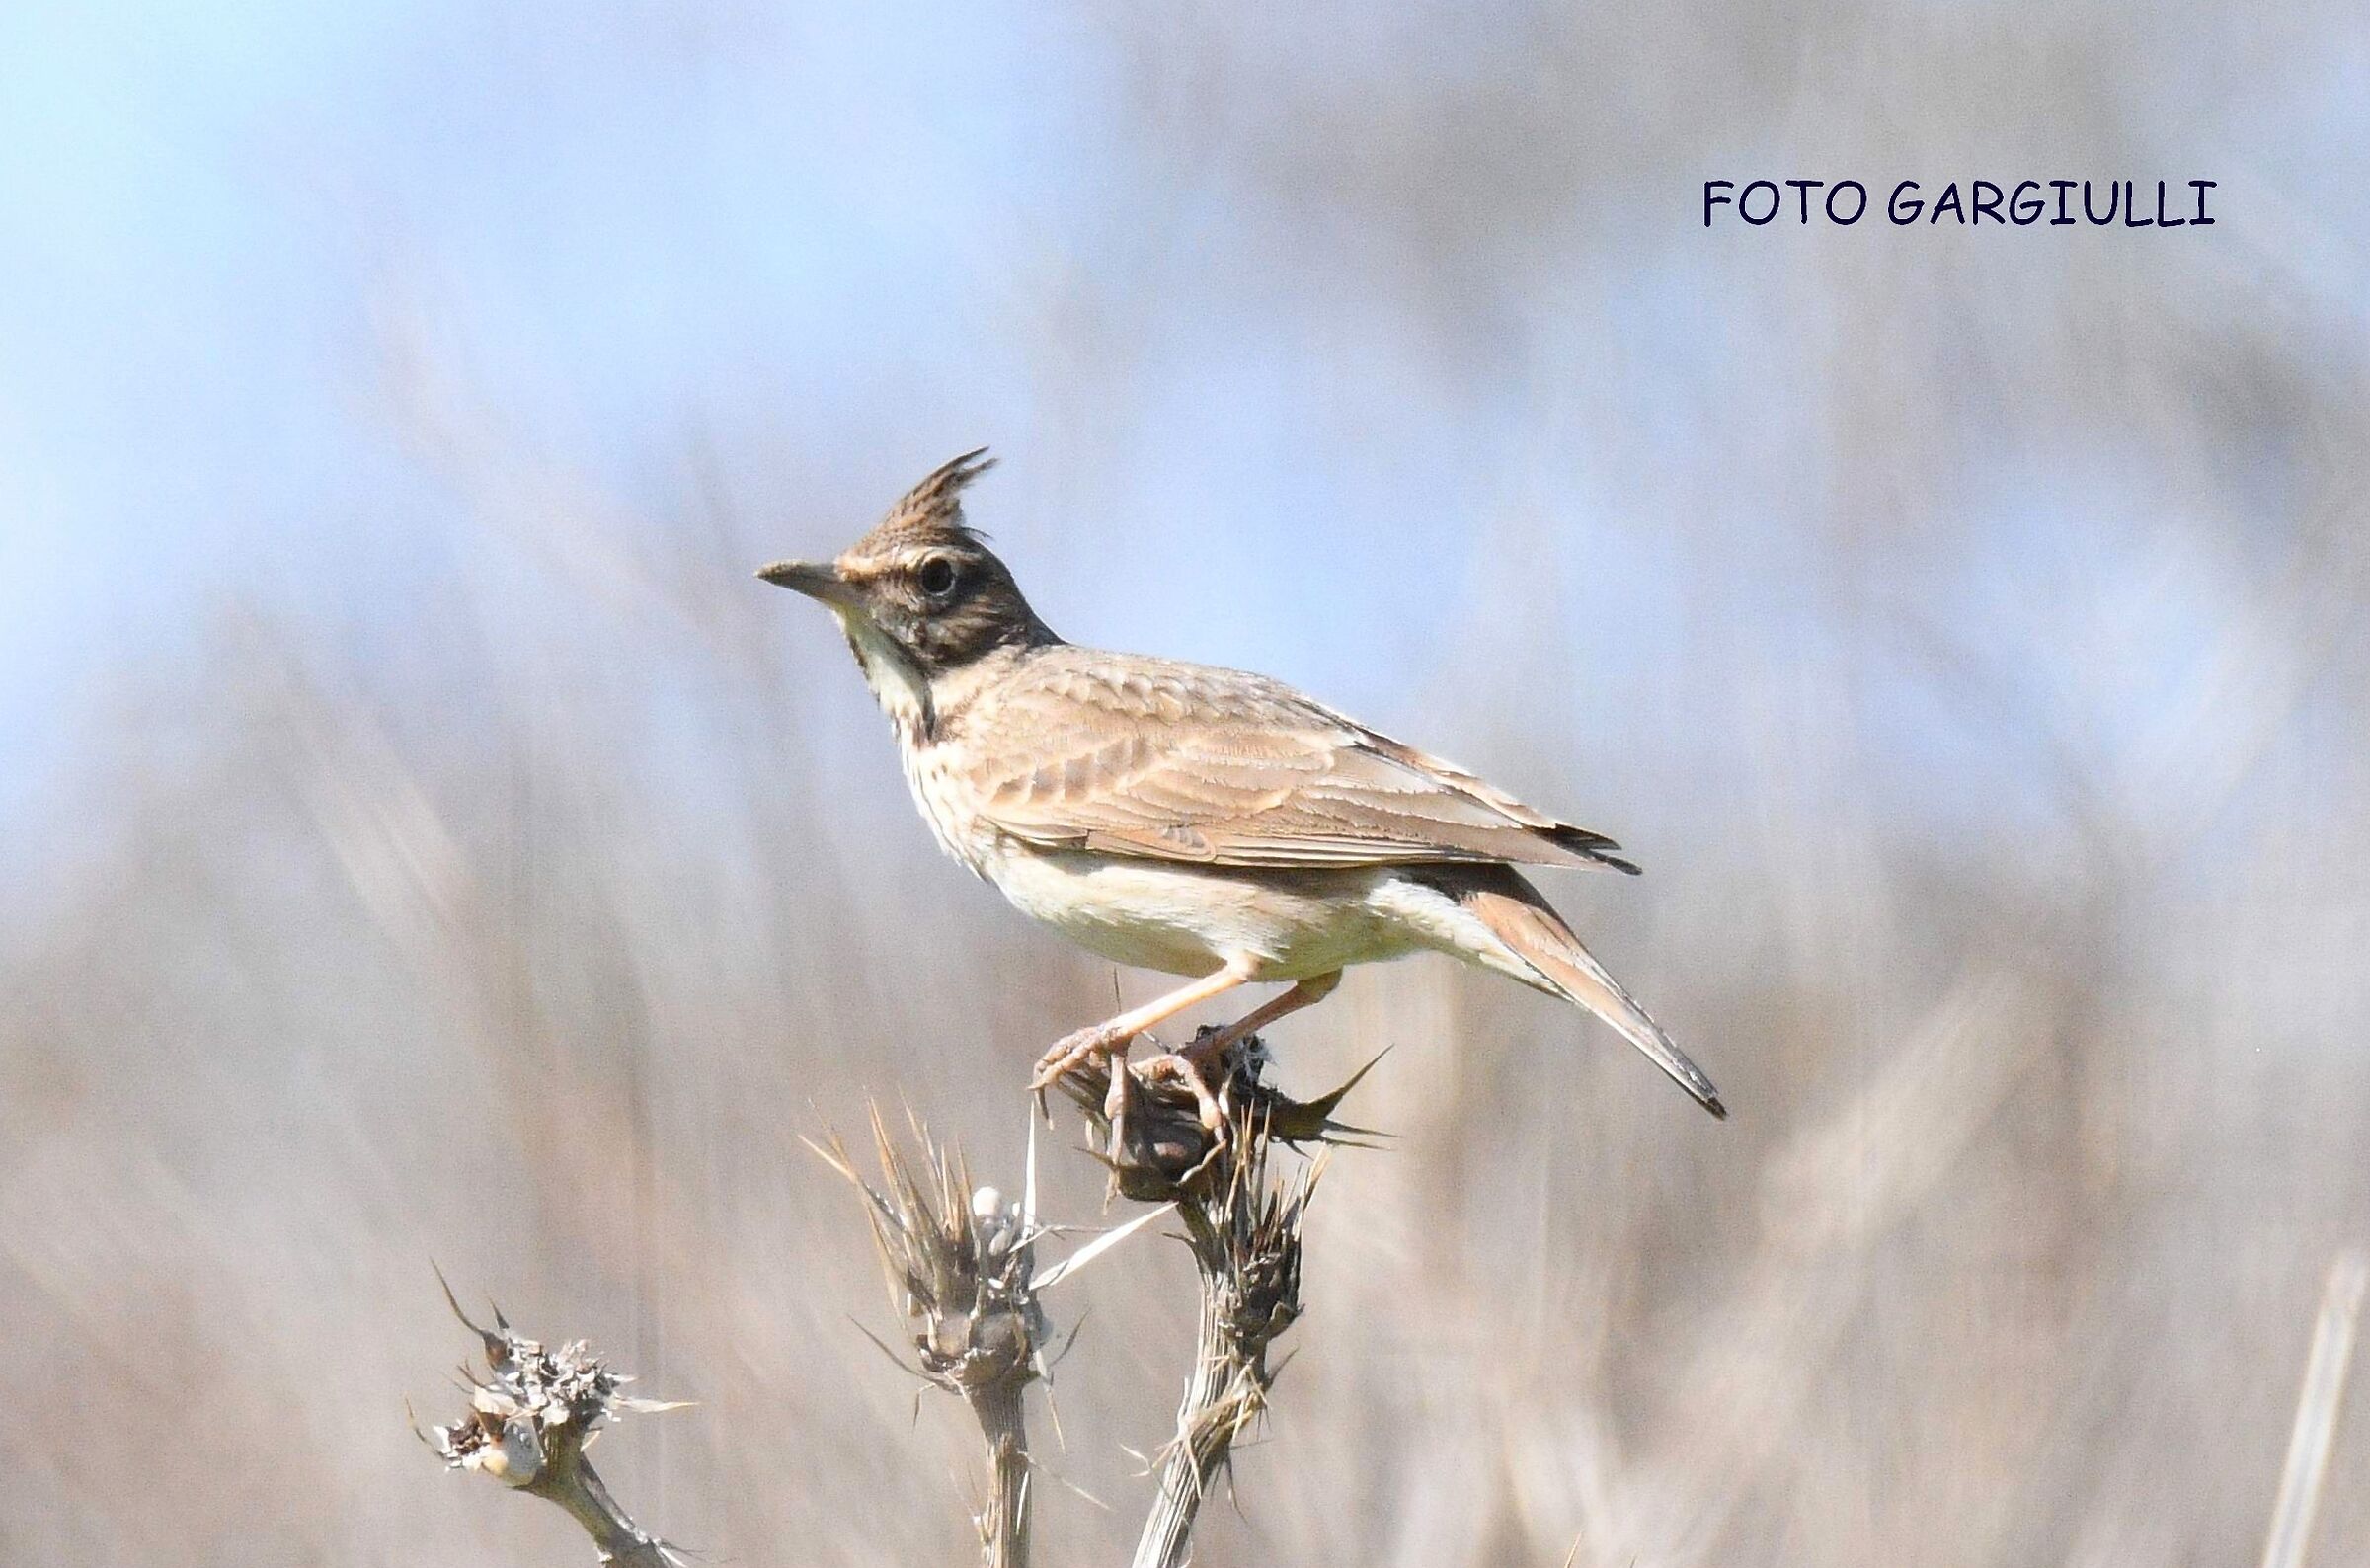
[[6, 0, 2370, 1563]]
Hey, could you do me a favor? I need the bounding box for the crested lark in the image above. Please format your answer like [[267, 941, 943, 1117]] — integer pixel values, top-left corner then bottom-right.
[[760, 451, 1723, 1125]]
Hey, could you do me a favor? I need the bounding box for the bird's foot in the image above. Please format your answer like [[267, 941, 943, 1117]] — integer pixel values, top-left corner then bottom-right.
[[1029, 1024, 1131, 1095], [1136, 1044, 1230, 1145]]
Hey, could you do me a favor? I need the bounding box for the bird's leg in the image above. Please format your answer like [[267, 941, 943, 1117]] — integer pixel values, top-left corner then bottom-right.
[[1139, 971, 1344, 1135], [1028, 961, 1256, 1092], [1103, 1036, 1133, 1124], [1194, 970, 1343, 1062]]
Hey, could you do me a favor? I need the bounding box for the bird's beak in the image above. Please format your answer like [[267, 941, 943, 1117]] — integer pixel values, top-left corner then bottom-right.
[[756, 558, 861, 610]]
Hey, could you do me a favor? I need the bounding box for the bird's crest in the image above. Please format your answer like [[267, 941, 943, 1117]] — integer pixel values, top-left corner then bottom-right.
[[860, 448, 997, 553]]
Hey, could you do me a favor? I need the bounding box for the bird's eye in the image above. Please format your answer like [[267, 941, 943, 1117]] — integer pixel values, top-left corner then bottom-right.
[[917, 557, 959, 598]]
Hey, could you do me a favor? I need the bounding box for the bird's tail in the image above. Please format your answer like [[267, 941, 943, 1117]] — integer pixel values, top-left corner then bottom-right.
[[1456, 872, 1726, 1119]]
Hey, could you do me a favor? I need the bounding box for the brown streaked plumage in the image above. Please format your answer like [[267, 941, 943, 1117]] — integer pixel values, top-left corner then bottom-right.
[[759, 450, 1724, 1123], [941, 651, 1641, 873]]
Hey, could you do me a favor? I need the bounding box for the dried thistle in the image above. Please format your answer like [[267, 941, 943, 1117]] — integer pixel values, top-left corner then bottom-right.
[[419, 1271, 689, 1568], [811, 1105, 1053, 1403], [1055, 1027, 1381, 1203], [1132, 1095, 1328, 1568], [1053, 1030, 1354, 1568], [810, 1105, 1050, 1568], [803, 1039, 1364, 1568]]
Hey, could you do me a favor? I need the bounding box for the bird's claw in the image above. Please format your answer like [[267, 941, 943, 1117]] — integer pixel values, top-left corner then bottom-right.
[[1137, 1048, 1230, 1147], [1030, 1024, 1126, 1094]]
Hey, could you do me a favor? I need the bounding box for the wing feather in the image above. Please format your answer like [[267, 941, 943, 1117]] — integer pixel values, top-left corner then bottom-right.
[[954, 652, 1639, 873]]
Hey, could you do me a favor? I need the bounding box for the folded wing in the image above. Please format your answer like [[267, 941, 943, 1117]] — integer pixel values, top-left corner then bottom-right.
[[956, 653, 1638, 873]]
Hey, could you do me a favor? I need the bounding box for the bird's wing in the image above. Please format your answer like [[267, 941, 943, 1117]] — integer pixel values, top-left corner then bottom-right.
[[951, 655, 1639, 873]]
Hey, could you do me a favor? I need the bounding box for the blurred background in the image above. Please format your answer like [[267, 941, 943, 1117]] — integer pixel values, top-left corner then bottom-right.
[[6, 1, 2370, 1563]]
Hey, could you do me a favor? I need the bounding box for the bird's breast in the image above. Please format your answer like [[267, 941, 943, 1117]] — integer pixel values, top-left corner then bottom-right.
[[896, 736, 1001, 878]]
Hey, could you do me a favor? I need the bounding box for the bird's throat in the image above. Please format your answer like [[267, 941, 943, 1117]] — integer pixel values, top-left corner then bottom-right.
[[835, 608, 935, 743]]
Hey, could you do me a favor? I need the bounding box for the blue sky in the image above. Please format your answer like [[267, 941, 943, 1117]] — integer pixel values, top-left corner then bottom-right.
[[0, 0, 1581, 807], [0, 0, 1092, 803], [1, 0, 2352, 881]]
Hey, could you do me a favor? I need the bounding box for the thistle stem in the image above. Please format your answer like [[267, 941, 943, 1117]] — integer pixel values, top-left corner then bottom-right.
[[969, 1380, 1034, 1568], [1132, 1252, 1242, 1568], [534, 1459, 677, 1568]]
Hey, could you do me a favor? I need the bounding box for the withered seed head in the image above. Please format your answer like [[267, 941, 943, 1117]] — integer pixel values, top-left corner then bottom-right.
[[813, 1108, 1049, 1403], [1056, 1029, 1380, 1204]]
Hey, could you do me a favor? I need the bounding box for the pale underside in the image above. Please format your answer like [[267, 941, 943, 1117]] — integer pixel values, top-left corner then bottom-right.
[[980, 845, 1538, 985]]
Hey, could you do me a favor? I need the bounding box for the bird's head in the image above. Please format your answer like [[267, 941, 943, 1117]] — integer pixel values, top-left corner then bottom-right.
[[759, 450, 1058, 725]]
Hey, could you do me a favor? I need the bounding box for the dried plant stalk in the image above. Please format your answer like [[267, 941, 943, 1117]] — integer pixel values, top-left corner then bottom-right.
[[418, 1275, 689, 1568], [806, 1034, 1358, 1566], [2260, 1251, 2369, 1568], [420, 1032, 1365, 1568], [1056, 1031, 1352, 1568], [1133, 1125, 1323, 1568], [811, 1106, 1051, 1568]]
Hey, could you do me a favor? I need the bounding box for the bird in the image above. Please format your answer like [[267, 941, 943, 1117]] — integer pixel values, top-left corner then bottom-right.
[[758, 450, 1723, 1127]]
